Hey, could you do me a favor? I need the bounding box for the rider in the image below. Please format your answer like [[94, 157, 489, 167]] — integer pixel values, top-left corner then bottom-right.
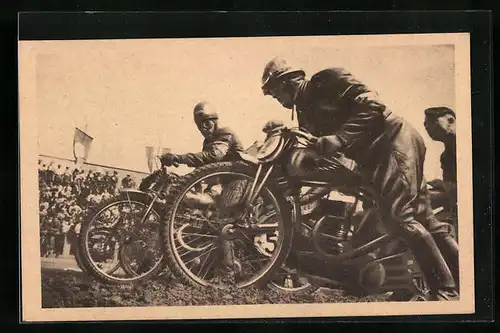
[[160, 101, 245, 212], [260, 57, 459, 301]]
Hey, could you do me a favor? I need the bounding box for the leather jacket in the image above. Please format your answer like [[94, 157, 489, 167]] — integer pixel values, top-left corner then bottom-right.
[[294, 67, 401, 163], [179, 126, 244, 168]]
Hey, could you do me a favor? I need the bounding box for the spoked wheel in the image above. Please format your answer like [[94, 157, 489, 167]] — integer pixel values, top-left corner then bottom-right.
[[162, 161, 293, 289], [77, 195, 165, 284]]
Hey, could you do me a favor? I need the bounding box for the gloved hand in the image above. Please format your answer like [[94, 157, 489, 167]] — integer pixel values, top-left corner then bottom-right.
[[262, 119, 285, 134], [427, 179, 445, 191], [316, 135, 343, 156], [160, 153, 181, 167]]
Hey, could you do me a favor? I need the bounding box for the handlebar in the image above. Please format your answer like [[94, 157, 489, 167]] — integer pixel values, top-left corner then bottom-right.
[[287, 127, 350, 164], [154, 155, 179, 171], [287, 127, 319, 143]]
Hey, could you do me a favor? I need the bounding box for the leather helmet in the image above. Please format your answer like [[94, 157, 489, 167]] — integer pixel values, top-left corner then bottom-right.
[[261, 57, 305, 95], [193, 101, 219, 124]]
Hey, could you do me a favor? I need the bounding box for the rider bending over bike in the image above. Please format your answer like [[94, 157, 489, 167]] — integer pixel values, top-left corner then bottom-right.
[[260, 57, 460, 301]]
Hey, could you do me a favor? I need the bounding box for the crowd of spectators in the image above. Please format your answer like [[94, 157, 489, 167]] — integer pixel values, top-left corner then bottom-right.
[[38, 160, 138, 258]]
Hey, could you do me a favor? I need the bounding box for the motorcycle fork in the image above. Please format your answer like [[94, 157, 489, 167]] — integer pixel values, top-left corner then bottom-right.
[[244, 164, 275, 207], [139, 192, 160, 225], [123, 187, 162, 226]]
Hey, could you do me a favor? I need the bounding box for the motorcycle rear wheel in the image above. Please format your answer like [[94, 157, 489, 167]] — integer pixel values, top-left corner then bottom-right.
[[161, 161, 294, 289]]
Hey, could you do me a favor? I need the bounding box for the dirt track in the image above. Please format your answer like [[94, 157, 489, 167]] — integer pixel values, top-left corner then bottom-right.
[[41, 268, 387, 308]]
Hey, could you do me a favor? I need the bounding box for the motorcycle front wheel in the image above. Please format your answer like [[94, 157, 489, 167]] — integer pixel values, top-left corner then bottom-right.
[[161, 161, 294, 289], [77, 195, 166, 284]]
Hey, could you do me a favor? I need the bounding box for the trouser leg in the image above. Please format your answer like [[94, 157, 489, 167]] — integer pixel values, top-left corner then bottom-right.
[[366, 141, 457, 299], [420, 181, 460, 292], [425, 213, 460, 293]]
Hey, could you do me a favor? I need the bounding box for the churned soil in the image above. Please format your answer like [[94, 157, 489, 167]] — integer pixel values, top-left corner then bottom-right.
[[41, 269, 386, 308]]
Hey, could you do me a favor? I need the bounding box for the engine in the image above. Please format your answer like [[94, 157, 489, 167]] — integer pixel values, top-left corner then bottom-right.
[[300, 197, 355, 255]]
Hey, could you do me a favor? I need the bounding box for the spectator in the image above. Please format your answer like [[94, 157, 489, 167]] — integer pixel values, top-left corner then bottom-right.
[[121, 174, 135, 189], [74, 170, 86, 192], [111, 171, 119, 190], [46, 163, 55, 184], [63, 166, 73, 185], [103, 171, 112, 190], [101, 188, 112, 202], [86, 170, 94, 186], [54, 164, 64, 185], [72, 168, 80, 181], [39, 162, 47, 182]]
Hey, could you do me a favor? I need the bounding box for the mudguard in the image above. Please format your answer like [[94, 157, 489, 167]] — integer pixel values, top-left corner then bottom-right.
[[238, 151, 259, 165], [119, 188, 150, 200]]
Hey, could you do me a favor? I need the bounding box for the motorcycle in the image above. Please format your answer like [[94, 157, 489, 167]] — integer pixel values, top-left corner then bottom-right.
[[76, 162, 179, 284], [160, 126, 430, 301]]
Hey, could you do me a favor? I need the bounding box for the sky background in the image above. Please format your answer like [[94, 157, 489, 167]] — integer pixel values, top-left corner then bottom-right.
[[33, 35, 456, 179]]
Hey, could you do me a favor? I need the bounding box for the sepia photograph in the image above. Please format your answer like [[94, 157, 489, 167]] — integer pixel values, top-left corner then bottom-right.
[[19, 32, 475, 321]]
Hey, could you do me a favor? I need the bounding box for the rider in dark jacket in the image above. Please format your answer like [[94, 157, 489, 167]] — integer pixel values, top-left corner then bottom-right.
[[161, 101, 244, 168], [260, 57, 459, 300]]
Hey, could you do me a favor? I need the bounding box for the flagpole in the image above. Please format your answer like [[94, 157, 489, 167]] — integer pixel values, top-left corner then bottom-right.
[[156, 109, 161, 158], [84, 114, 88, 133], [157, 113, 160, 155]]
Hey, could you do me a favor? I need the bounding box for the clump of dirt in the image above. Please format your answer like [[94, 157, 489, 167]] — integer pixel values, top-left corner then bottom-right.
[[41, 269, 385, 308]]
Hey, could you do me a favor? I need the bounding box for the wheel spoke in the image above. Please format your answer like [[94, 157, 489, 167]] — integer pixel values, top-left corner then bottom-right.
[[200, 251, 219, 280], [184, 245, 217, 266], [196, 246, 218, 276], [177, 232, 217, 238], [181, 235, 209, 246], [246, 257, 269, 264]]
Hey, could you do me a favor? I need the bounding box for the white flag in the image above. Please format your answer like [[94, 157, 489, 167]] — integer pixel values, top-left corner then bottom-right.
[[73, 127, 93, 167], [146, 147, 171, 172]]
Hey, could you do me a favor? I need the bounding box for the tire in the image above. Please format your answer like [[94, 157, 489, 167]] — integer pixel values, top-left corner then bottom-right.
[[74, 242, 88, 273], [267, 268, 319, 294], [161, 161, 294, 289], [77, 193, 166, 284]]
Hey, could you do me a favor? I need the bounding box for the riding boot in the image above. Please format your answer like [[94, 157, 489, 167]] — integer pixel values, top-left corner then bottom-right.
[[433, 234, 460, 293], [406, 232, 458, 301]]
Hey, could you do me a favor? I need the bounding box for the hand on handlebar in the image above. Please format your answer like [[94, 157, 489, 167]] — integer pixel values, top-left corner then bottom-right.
[[316, 135, 343, 156], [289, 127, 318, 143], [159, 153, 180, 168], [291, 128, 343, 156]]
